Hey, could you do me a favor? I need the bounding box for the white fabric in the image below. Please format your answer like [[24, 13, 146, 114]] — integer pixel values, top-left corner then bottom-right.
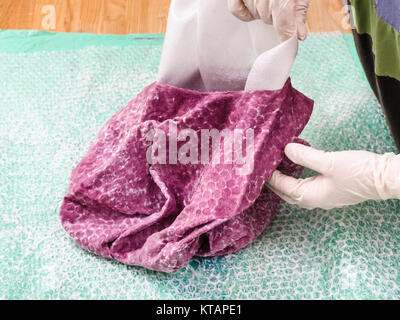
[[158, 0, 298, 92]]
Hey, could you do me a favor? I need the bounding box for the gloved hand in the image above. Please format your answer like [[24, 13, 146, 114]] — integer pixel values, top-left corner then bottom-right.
[[227, 0, 310, 42], [266, 143, 400, 209]]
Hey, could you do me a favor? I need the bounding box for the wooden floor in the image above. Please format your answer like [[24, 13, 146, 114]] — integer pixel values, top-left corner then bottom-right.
[[0, 0, 350, 34]]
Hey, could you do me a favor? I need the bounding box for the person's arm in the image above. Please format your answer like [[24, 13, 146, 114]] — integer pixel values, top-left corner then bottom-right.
[[227, 0, 310, 42], [266, 143, 400, 209], [229, 1, 400, 209]]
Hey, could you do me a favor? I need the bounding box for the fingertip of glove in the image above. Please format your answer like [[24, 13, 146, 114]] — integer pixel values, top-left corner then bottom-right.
[[228, 0, 255, 22], [284, 143, 299, 157], [268, 170, 282, 183], [284, 142, 311, 164], [297, 23, 308, 41], [298, 33, 307, 41]]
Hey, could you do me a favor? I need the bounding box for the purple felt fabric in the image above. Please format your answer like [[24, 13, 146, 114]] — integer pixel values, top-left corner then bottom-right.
[[60, 80, 313, 272]]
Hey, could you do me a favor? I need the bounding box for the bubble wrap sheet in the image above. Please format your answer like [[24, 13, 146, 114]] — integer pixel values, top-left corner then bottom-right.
[[1, 30, 400, 299]]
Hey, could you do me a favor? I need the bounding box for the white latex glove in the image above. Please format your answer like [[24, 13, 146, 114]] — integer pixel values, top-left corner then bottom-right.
[[227, 0, 310, 42], [266, 143, 400, 210]]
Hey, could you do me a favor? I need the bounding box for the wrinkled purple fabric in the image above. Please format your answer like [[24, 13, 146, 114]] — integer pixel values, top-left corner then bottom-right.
[[60, 80, 313, 272]]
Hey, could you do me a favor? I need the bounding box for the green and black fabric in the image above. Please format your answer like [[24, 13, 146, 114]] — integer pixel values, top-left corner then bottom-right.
[[348, 0, 400, 150]]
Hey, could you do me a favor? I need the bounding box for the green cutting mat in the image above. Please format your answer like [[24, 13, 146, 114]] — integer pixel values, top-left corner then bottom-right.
[[1, 30, 399, 299]]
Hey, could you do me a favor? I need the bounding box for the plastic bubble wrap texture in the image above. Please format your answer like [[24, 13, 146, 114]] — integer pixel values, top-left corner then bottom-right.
[[1, 31, 400, 299]]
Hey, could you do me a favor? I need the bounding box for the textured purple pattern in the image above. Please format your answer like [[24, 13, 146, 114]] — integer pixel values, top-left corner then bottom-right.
[[60, 80, 313, 272]]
